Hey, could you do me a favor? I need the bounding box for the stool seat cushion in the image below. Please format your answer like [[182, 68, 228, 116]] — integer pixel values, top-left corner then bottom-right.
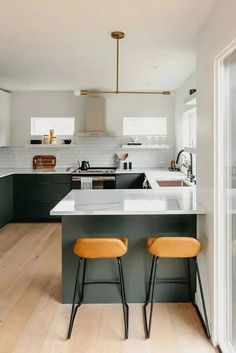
[[147, 236, 202, 258], [73, 237, 128, 258]]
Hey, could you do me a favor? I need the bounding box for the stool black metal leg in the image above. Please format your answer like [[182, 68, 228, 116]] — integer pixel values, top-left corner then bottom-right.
[[119, 257, 129, 332], [143, 256, 159, 338], [117, 257, 129, 339], [193, 258, 211, 339], [80, 259, 87, 302], [67, 257, 82, 339], [146, 256, 156, 303], [187, 258, 192, 301]]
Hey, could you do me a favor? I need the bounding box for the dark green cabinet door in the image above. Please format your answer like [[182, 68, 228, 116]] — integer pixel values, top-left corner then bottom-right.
[[14, 183, 71, 201], [14, 174, 72, 221], [14, 200, 62, 220], [0, 175, 13, 228], [116, 173, 145, 189], [14, 174, 71, 184]]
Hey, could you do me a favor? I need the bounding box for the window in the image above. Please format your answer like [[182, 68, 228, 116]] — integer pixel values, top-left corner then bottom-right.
[[31, 117, 75, 136], [181, 107, 197, 175], [183, 107, 196, 148], [123, 117, 167, 136]]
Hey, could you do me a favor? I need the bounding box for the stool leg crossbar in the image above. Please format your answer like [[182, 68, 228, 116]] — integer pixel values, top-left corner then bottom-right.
[[143, 256, 211, 339], [67, 257, 129, 339]]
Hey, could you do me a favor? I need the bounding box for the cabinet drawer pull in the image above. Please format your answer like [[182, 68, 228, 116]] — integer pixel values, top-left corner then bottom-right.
[[38, 182, 50, 185]]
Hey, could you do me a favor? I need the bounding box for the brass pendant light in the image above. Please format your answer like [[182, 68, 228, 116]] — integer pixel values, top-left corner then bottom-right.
[[78, 32, 171, 96]]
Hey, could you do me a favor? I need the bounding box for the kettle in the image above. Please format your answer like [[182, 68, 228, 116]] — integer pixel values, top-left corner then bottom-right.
[[81, 161, 90, 170]]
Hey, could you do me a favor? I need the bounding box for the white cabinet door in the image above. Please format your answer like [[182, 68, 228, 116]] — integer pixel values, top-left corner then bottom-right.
[[0, 90, 11, 146]]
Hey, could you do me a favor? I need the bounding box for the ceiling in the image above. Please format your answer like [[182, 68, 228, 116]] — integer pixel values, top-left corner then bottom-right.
[[0, 0, 218, 92]]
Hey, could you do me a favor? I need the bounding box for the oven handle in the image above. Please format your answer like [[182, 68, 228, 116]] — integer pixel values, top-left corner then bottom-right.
[[72, 176, 116, 182], [92, 176, 116, 182]]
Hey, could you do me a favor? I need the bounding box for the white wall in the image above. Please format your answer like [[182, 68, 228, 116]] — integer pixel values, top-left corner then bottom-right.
[[10, 92, 87, 146], [10, 91, 175, 148], [105, 94, 175, 147], [174, 72, 196, 152], [197, 0, 236, 344]]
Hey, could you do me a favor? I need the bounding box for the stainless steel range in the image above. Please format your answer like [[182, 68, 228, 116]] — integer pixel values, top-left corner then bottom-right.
[[72, 167, 117, 189]]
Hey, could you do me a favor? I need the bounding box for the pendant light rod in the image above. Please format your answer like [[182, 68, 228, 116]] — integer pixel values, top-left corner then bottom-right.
[[80, 89, 171, 95], [78, 31, 171, 96], [116, 37, 119, 93], [111, 31, 124, 93]]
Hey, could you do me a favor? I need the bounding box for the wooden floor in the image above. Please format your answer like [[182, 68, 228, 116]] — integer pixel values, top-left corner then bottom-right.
[[0, 223, 217, 353]]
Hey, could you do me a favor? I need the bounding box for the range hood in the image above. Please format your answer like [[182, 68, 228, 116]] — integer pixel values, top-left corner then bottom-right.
[[78, 96, 113, 136]]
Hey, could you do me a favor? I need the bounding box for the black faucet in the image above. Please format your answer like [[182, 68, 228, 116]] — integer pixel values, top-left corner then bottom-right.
[[176, 149, 193, 177]]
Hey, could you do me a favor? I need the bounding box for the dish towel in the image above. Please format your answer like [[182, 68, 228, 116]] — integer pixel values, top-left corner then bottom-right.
[[81, 177, 93, 189]]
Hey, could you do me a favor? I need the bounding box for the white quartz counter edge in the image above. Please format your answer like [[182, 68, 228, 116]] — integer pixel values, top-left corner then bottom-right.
[[0, 168, 72, 178], [0, 167, 155, 178], [0, 168, 187, 177], [51, 209, 205, 215]]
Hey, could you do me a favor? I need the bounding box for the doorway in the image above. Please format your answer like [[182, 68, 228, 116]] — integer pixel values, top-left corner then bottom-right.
[[215, 44, 236, 353]]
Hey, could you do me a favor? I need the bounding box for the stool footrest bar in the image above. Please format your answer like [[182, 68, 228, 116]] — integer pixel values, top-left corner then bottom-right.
[[84, 281, 120, 285], [155, 279, 189, 285]]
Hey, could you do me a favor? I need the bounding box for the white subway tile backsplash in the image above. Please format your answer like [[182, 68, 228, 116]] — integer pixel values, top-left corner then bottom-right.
[[0, 137, 174, 169]]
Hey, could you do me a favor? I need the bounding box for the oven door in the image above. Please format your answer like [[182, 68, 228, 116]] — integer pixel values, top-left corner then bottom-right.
[[72, 176, 116, 189], [92, 176, 116, 189]]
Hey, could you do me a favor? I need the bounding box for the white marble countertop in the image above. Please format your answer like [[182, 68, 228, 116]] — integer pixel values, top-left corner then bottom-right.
[[50, 188, 205, 216], [0, 168, 71, 178], [116, 168, 194, 189], [0, 167, 202, 215], [0, 167, 194, 190]]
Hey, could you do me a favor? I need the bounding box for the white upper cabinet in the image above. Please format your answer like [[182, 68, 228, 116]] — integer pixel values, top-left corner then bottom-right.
[[0, 90, 11, 146]]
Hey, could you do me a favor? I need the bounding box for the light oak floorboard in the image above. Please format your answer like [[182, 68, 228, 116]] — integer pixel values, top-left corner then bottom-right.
[[0, 223, 60, 325], [0, 223, 217, 353]]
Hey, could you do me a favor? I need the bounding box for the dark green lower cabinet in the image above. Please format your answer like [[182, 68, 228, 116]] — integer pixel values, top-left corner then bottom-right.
[[0, 175, 13, 228], [1, 172, 149, 224], [116, 173, 145, 189], [14, 200, 63, 220], [14, 174, 72, 221]]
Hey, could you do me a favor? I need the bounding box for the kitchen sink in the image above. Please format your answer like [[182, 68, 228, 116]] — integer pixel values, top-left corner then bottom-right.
[[156, 180, 190, 187]]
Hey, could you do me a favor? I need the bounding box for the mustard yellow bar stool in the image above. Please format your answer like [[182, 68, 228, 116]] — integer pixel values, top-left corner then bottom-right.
[[143, 236, 210, 339], [67, 237, 129, 339]]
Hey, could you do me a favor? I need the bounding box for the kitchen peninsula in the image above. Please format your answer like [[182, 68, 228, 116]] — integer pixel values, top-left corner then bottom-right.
[[50, 180, 205, 304]]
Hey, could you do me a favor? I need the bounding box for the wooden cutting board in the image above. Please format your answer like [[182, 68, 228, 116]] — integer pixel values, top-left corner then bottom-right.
[[33, 155, 56, 169]]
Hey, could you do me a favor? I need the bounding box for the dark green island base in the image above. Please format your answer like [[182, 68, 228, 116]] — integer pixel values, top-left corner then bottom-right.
[[62, 214, 196, 304]]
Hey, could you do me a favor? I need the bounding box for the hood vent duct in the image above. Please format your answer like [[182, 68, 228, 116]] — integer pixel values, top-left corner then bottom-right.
[[78, 96, 113, 136]]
